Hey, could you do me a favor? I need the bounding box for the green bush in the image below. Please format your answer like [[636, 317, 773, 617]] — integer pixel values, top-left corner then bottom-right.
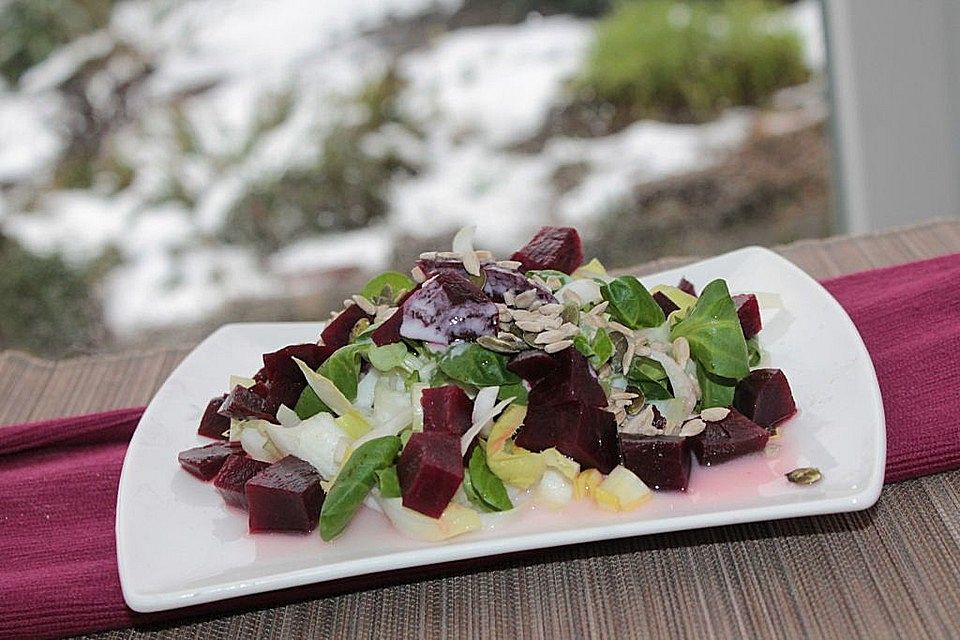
[[0, 0, 114, 84], [0, 236, 105, 356], [580, 0, 809, 122]]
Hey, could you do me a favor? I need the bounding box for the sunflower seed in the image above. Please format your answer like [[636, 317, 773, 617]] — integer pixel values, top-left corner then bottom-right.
[[529, 275, 548, 287], [528, 299, 543, 311], [497, 260, 522, 270], [608, 322, 635, 338], [535, 329, 568, 344], [610, 391, 639, 401], [544, 339, 573, 353], [503, 290, 516, 305], [622, 341, 637, 371], [375, 306, 398, 325], [514, 289, 538, 308], [352, 295, 376, 315], [561, 289, 582, 305], [515, 320, 544, 332], [679, 418, 706, 437], [786, 467, 822, 485], [437, 251, 461, 260], [546, 276, 563, 291], [477, 335, 523, 353], [541, 316, 563, 330], [475, 250, 493, 261], [672, 337, 690, 368], [418, 251, 438, 260], [559, 322, 580, 336], [538, 303, 563, 316], [700, 407, 731, 422], [589, 300, 610, 316], [411, 265, 427, 283], [614, 409, 627, 424], [510, 309, 537, 322], [634, 344, 652, 357]]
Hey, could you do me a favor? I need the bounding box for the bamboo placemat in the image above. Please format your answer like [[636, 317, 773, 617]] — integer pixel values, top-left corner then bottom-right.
[[4, 219, 960, 640]]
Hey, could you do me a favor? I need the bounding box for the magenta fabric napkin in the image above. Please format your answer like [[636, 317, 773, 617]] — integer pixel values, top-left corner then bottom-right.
[[1, 252, 959, 640]]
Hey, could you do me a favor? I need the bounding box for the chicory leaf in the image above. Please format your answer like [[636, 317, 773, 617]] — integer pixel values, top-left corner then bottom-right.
[[439, 344, 521, 388], [319, 435, 401, 541], [670, 279, 750, 381], [600, 276, 665, 329]]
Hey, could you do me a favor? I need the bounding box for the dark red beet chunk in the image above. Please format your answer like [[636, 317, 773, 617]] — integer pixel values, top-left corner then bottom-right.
[[218, 385, 278, 423], [527, 348, 607, 409], [480, 264, 555, 303], [257, 342, 334, 411], [652, 291, 679, 318], [398, 432, 464, 518], [517, 401, 619, 473], [689, 408, 769, 466], [733, 368, 796, 429], [198, 394, 230, 439], [213, 455, 270, 509], [246, 456, 325, 533], [178, 441, 241, 480], [678, 277, 697, 296], [511, 226, 583, 274], [620, 434, 691, 491], [371, 308, 403, 346], [416, 259, 555, 304], [400, 272, 497, 344], [732, 294, 762, 340], [507, 349, 558, 383], [321, 303, 373, 350], [421, 385, 474, 437]]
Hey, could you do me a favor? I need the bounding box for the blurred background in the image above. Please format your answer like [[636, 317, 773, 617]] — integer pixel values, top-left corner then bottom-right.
[[0, 0, 833, 357]]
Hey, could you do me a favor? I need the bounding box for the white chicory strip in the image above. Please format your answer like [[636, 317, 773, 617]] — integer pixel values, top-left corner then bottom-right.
[[294, 357, 370, 428], [646, 350, 699, 432], [352, 407, 413, 450], [275, 404, 300, 428], [461, 394, 515, 456]]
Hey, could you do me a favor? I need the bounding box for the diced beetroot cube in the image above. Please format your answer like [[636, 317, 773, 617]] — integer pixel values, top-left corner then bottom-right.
[[400, 272, 497, 345], [511, 226, 583, 274], [678, 277, 697, 296], [212, 455, 270, 509], [732, 294, 762, 340], [733, 368, 797, 429], [516, 401, 620, 473], [527, 349, 607, 409], [397, 432, 464, 518], [652, 291, 679, 318], [507, 349, 558, 383], [421, 385, 474, 437], [246, 456, 325, 533], [480, 264, 556, 304], [218, 385, 278, 423], [198, 394, 230, 439], [689, 408, 769, 466], [178, 441, 241, 480], [371, 308, 403, 346], [620, 434, 691, 491], [257, 342, 335, 411], [320, 303, 373, 350]]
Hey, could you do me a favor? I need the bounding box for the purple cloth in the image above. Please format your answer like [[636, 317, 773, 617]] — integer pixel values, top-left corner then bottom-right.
[[1, 252, 959, 639]]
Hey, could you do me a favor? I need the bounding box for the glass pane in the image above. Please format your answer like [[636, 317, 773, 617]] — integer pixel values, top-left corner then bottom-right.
[[0, 0, 833, 356]]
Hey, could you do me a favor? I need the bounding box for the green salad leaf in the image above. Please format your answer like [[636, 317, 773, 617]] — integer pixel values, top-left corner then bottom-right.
[[600, 276, 665, 329], [573, 328, 614, 368], [367, 342, 409, 372], [697, 365, 736, 409], [465, 445, 513, 512], [376, 465, 402, 498], [439, 344, 521, 388], [361, 271, 415, 304], [295, 343, 367, 419], [319, 435, 401, 541], [747, 336, 761, 367], [626, 356, 672, 400], [670, 279, 749, 381], [498, 382, 528, 405]]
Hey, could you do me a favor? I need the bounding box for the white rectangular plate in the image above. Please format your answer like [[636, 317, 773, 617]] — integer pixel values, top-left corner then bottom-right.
[[116, 246, 885, 613]]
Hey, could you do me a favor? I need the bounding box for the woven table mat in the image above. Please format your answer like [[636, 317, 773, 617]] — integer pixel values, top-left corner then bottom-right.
[[4, 219, 960, 640]]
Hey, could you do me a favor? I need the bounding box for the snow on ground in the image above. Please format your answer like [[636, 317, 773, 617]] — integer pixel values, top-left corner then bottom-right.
[[0, 0, 826, 337]]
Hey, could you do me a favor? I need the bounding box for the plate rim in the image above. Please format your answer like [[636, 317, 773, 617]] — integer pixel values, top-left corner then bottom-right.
[[116, 245, 886, 612]]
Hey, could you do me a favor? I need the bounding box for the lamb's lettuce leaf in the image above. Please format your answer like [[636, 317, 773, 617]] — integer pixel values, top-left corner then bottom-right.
[[670, 279, 749, 381]]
